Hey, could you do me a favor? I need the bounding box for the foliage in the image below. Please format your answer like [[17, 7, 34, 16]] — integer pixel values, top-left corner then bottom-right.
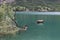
[[15, 0, 60, 11]]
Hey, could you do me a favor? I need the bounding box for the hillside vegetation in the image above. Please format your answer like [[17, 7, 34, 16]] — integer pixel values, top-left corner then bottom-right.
[[14, 0, 60, 11]]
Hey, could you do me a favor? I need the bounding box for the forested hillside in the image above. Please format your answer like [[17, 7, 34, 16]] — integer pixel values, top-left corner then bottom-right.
[[14, 0, 60, 11]]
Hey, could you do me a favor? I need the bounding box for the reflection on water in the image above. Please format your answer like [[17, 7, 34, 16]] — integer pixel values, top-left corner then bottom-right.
[[37, 23, 44, 25], [0, 12, 60, 40]]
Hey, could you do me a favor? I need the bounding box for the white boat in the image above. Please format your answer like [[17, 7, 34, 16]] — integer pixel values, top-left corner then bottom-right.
[[37, 20, 44, 24]]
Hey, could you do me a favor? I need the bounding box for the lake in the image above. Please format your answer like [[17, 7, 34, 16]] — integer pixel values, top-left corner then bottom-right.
[[0, 12, 60, 40]]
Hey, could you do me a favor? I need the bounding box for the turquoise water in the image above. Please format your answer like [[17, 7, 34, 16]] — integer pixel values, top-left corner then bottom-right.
[[0, 12, 60, 40]]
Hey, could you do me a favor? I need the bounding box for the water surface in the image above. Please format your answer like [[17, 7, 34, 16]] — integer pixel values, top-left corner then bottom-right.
[[0, 12, 60, 40]]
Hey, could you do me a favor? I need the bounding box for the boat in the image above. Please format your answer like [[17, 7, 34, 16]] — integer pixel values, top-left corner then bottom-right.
[[36, 20, 44, 24]]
